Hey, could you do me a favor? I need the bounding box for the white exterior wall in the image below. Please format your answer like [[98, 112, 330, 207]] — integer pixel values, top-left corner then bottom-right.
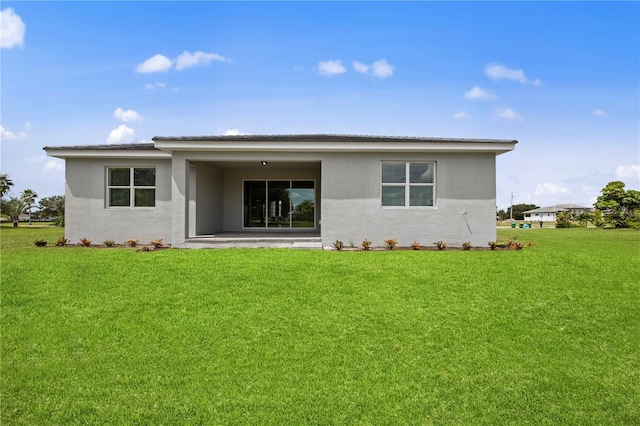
[[64, 158, 172, 245], [321, 152, 497, 247], [525, 212, 557, 222]]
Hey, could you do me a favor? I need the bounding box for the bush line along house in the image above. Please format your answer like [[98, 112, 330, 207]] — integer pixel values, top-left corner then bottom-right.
[[44, 134, 517, 248]]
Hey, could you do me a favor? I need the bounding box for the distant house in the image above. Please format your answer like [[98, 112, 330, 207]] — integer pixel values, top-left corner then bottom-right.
[[44, 134, 517, 248], [524, 204, 593, 222]]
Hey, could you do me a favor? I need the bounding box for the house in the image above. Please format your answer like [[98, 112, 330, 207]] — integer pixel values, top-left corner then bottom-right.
[[44, 134, 517, 248], [523, 204, 593, 223]]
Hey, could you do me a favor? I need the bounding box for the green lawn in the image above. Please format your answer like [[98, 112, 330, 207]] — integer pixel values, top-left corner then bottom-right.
[[1, 226, 638, 424]]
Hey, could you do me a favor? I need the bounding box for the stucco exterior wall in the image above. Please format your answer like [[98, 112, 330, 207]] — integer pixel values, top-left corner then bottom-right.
[[193, 162, 223, 235], [321, 152, 497, 247], [64, 158, 172, 245]]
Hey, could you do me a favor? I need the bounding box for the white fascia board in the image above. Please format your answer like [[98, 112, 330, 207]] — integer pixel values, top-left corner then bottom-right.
[[45, 149, 172, 160], [154, 140, 517, 155]]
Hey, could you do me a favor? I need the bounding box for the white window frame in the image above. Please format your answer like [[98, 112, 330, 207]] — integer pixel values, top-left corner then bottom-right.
[[106, 167, 156, 209], [381, 161, 436, 208]]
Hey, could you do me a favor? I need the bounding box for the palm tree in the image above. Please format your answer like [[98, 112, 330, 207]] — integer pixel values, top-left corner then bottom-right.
[[20, 189, 38, 225], [1, 197, 27, 227], [0, 173, 14, 198]]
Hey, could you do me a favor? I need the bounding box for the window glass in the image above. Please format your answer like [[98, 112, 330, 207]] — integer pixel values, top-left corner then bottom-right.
[[382, 162, 406, 183], [382, 186, 405, 206], [410, 163, 434, 183], [109, 168, 130, 186], [134, 168, 155, 186], [134, 189, 156, 207], [109, 188, 130, 206], [291, 181, 315, 228], [409, 186, 434, 206]]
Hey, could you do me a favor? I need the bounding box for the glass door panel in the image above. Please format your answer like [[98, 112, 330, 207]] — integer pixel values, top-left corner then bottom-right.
[[267, 181, 291, 228], [291, 181, 315, 228], [244, 181, 266, 228]]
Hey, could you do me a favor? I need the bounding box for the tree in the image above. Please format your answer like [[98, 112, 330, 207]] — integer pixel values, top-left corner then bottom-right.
[[20, 189, 38, 225], [508, 203, 539, 221], [1, 197, 27, 227], [0, 173, 14, 198], [38, 195, 65, 226], [594, 181, 640, 228]]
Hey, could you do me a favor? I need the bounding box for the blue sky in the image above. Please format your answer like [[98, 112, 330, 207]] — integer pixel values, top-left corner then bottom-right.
[[1, 1, 638, 210]]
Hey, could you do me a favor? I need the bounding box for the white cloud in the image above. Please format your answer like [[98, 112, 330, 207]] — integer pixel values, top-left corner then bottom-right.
[[493, 107, 523, 121], [453, 111, 471, 120], [352, 61, 369, 74], [0, 125, 27, 140], [114, 108, 143, 123], [107, 125, 136, 144], [484, 64, 541, 86], [317, 60, 346, 76], [1, 8, 25, 49], [371, 59, 394, 78], [145, 82, 166, 90], [615, 165, 640, 180], [175, 51, 230, 70], [223, 129, 247, 136], [43, 160, 64, 173], [592, 109, 606, 116], [464, 85, 496, 101], [535, 182, 569, 197], [135, 54, 173, 74]]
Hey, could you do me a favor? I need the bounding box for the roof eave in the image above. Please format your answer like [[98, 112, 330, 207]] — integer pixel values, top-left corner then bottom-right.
[[153, 140, 517, 155], [44, 147, 171, 160]]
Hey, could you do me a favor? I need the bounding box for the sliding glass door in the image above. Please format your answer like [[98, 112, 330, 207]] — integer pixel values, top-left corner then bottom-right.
[[244, 180, 315, 229]]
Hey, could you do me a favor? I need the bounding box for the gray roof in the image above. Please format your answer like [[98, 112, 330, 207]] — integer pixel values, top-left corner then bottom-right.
[[152, 134, 517, 144], [45, 134, 517, 151], [43, 143, 157, 151]]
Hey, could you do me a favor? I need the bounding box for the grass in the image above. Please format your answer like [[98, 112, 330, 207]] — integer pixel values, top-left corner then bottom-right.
[[1, 225, 639, 424]]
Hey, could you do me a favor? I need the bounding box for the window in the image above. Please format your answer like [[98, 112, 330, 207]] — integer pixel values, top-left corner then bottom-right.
[[381, 162, 435, 207], [107, 167, 155, 208]]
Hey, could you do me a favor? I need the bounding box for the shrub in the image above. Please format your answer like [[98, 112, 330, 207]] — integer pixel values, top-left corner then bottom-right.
[[361, 239, 372, 251], [55, 237, 68, 247], [410, 241, 421, 250], [462, 241, 472, 250], [433, 241, 447, 251], [509, 241, 524, 250], [79, 237, 92, 247], [150, 239, 164, 249], [332, 240, 344, 251], [125, 239, 138, 248], [34, 239, 47, 247], [488, 241, 498, 250], [52, 215, 65, 227], [384, 238, 397, 250], [104, 240, 117, 248]]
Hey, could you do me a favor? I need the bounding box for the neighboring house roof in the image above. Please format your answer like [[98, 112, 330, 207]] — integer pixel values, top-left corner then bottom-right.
[[45, 134, 518, 158], [524, 204, 593, 214]]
